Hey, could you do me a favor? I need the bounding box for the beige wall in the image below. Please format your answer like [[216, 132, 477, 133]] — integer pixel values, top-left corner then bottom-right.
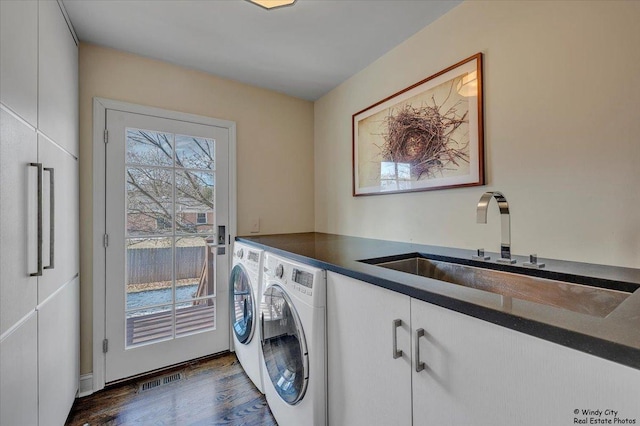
[[315, 1, 640, 269], [79, 43, 314, 374]]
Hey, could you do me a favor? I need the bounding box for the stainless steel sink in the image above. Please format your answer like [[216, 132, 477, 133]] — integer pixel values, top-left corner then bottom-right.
[[363, 255, 634, 318]]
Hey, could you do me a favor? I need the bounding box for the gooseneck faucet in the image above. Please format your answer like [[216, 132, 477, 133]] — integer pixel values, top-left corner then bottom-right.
[[476, 191, 516, 264]]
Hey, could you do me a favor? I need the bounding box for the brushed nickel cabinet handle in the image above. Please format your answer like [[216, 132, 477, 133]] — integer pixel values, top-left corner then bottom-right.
[[30, 163, 43, 277], [43, 167, 54, 270], [415, 328, 426, 372], [392, 318, 403, 359]]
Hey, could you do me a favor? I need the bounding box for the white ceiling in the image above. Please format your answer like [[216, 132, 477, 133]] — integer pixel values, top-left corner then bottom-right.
[[62, 0, 461, 101]]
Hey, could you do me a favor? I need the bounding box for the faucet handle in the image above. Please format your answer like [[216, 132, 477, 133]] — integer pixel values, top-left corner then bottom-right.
[[523, 253, 545, 269], [472, 248, 490, 261]]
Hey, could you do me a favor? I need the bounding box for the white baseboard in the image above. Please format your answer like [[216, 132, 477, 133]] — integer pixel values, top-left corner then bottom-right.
[[78, 373, 94, 397]]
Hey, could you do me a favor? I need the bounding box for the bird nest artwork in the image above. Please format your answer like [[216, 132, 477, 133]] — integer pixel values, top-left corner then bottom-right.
[[352, 53, 484, 196], [380, 98, 469, 180]]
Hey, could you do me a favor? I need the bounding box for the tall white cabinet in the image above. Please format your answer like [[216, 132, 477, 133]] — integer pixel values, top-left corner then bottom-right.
[[0, 1, 79, 425]]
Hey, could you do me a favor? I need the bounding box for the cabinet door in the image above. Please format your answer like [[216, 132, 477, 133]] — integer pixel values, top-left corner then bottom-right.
[[411, 298, 640, 425], [0, 0, 38, 126], [37, 136, 79, 303], [327, 272, 412, 426], [0, 109, 38, 335], [0, 313, 39, 426], [38, 0, 78, 157], [38, 278, 79, 426]]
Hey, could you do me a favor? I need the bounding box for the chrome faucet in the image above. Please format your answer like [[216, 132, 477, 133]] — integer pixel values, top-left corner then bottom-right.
[[476, 191, 516, 264]]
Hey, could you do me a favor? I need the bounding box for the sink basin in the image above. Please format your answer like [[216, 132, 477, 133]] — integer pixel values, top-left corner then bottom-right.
[[361, 254, 635, 318]]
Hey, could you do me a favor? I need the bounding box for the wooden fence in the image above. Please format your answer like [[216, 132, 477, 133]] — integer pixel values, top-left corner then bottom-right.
[[127, 246, 206, 284]]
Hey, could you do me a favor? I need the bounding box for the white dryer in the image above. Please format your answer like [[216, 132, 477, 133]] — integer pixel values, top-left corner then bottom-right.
[[230, 241, 265, 393], [260, 253, 326, 426]]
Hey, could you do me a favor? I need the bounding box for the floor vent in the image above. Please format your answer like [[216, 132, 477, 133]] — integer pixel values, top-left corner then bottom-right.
[[139, 372, 183, 392]]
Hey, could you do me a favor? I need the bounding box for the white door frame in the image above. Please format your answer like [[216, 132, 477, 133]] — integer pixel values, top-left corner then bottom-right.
[[92, 97, 237, 392]]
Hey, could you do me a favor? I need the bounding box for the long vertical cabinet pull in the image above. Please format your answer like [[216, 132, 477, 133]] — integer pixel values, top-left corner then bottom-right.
[[415, 328, 426, 372], [29, 162, 43, 276], [392, 319, 403, 359], [43, 167, 55, 269]]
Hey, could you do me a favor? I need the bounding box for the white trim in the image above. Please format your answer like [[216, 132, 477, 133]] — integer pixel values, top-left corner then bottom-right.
[[78, 374, 94, 397], [92, 97, 237, 392]]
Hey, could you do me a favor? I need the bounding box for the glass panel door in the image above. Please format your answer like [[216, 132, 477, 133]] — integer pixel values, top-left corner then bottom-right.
[[105, 109, 230, 382], [261, 284, 308, 405]]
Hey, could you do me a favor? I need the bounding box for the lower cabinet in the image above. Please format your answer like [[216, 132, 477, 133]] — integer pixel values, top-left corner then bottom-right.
[[38, 278, 79, 426], [327, 272, 640, 426], [327, 272, 412, 426], [0, 314, 38, 426]]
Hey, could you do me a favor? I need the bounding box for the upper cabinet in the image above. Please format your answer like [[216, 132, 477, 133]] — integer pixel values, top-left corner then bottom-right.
[[38, 0, 78, 157], [0, 0, 38, 127]]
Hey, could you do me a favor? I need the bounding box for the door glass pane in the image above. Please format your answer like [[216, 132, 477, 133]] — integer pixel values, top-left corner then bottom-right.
[[126, 305, 173, 346], [126, 238, 173, 310], [175, 135, 215, 170], [175, 236, 214, 300], [126, 128, 173, 166], [123, 127, 218, 348], [176, 299, 215, 337], [261, 285, 307, 405], [231, 265, 254, 344], [175, 170, 214, 234], [127, 167, 173, 236]]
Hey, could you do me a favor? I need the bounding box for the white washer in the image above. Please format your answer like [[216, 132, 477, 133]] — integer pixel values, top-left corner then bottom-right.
[[230, 241, 265, 393], [260, 253, 327, 426]]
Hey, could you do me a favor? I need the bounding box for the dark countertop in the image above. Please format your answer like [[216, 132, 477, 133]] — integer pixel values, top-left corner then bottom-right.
[[237, 232, 640, 370]]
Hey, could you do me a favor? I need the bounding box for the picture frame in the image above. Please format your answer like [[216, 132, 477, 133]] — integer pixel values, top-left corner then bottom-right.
[[352, 53, 484, 196]]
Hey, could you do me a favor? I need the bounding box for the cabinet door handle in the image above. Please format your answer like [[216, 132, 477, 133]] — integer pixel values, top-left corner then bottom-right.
[[415, 328, 426, 372], [29, 163, 43, 277], [392, 318, 403, 359], [43, 167, 55, 270]]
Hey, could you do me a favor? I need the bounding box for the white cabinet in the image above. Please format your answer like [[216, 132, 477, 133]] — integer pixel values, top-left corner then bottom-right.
[[0, 1, 79, 424], [37, 136, 79, 303], [0, 314, 39, 426], [38, 0, 78, 157], [327, 272, 412, 426], [38, 278, 79, 426], [327, 272, 640, 426], [0, 109, 38, 335], [0, 0, 38, 127], [411, 298, 640, 426]]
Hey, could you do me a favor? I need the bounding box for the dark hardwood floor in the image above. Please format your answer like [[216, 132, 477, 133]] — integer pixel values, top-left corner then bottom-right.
[[66, 352, 277, 426]]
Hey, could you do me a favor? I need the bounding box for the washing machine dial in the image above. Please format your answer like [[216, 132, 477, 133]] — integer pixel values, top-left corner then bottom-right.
[[236, 248, 244, 259], [275, 264, 284, 279]]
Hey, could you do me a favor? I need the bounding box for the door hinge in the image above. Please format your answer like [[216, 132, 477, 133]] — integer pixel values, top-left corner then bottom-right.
[[103, 233, 109, 248], [103, 339, 108, 353], [103, 129, 108, 144]]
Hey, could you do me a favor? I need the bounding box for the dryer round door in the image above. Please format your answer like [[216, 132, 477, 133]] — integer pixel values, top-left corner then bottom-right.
[[260, 284, 308, 405], [230, 264, 256, 344]]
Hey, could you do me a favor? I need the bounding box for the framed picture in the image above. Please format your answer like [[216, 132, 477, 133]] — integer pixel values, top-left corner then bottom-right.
[[352, 53, 484, 196]]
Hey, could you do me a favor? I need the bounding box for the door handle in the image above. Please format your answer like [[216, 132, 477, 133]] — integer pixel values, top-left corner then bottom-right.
[[260, 311, 265, 345], [30, 163, 43, 277], [392, 318, 403, 359], [415, 328, 426, 372], [43, 167, 55, 270]]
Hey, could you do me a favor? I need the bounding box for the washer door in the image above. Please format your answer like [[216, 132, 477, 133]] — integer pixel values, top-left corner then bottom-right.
[[230, 264, 255, 344], [261, 284, 308, 405]]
